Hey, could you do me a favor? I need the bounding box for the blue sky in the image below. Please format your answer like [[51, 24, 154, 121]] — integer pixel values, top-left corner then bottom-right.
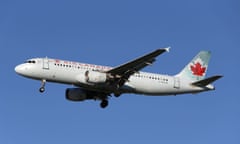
[[1, 0, 239, 143]]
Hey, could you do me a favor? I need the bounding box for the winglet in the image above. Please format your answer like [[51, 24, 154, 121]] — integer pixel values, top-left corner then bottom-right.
[[164, 47, 170, 52]]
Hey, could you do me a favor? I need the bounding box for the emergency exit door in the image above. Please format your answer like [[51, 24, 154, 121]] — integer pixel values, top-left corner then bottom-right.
[[174, 77, 180, 89]]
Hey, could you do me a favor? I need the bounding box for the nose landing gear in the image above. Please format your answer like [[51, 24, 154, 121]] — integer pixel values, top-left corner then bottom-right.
[[39, 79, 46, 93]]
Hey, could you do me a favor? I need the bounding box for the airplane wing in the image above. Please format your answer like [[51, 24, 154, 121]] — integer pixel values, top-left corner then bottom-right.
[[107, 48, 170, 86]]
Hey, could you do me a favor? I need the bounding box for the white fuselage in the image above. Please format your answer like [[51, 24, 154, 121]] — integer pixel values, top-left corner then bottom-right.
[[15, 57, 211, 96]]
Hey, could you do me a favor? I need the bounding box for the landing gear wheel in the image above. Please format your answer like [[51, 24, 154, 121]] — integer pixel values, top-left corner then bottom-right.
[[100, 100, 108, 108], [39, 79, 46, 93], [39, 87, 45, 93]]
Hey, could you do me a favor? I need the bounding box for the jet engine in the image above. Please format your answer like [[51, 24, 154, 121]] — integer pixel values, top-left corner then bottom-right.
[[85, 70, 108, 83], [65, 88, 110, 108], [65, 88, 93, 101]]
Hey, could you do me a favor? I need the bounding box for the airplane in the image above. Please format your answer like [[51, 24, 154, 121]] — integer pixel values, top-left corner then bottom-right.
[[15, 48, 222, 108]]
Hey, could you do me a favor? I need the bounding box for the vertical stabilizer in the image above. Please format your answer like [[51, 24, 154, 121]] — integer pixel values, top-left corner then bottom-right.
[[175, 51, 211, 82]]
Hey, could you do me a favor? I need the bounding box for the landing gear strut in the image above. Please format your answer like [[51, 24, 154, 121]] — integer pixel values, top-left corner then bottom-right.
[[100, 99, 109, 108], [39, 79, 46, 93]]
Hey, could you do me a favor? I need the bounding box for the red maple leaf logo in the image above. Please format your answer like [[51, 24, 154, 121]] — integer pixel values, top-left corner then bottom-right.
[[190, 62, 206, 76]]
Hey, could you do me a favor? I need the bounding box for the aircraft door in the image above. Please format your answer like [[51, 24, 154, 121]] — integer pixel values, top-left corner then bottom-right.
[[43, 57, 49, 70], [174, 77, 180, 89]]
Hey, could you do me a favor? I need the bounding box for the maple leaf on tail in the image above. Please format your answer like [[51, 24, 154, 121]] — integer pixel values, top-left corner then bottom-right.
[[190, 62, 206, 76]]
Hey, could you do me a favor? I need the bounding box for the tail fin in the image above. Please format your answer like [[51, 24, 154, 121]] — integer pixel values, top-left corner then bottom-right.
[[175, 51, 211, 82]]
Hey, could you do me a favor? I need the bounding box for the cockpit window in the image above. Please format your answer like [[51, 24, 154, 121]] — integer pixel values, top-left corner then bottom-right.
[[25, 60, 36, 64]]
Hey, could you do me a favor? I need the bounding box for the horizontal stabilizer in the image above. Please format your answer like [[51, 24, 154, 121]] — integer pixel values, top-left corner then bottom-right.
[[191, 75, 223, 87]]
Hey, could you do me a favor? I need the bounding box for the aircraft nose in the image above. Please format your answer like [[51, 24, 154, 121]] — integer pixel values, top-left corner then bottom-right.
[[15, 64, 25, 75], [15, 65, 21, 74]]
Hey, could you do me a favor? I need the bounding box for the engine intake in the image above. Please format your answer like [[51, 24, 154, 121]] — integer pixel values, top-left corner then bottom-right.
[[65, 88, 91, 101]]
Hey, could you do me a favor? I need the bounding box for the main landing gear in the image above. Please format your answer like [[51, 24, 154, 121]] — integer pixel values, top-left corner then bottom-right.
[[100, 99, 109, 108], [39, 79, 46, 93]]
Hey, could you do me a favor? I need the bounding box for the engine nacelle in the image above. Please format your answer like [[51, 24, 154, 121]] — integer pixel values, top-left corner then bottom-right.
[[65, 88, 90, 101], [85, 70, 107, 83]]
